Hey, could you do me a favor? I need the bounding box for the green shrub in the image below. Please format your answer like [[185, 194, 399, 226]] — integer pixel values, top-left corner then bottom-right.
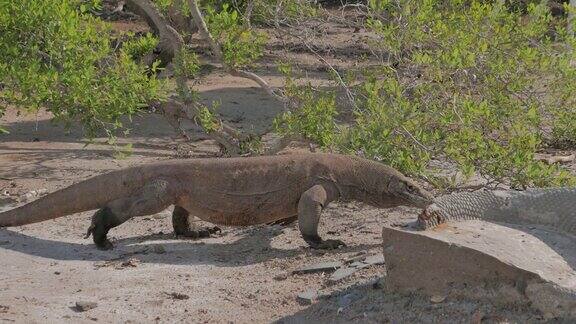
[[0, 0, 166, 138], [205, 3, 267, 68], [121, 32, 159, 59]]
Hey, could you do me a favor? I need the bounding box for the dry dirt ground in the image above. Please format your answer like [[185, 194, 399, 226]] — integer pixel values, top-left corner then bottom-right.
[[0, 9, 570, 324]]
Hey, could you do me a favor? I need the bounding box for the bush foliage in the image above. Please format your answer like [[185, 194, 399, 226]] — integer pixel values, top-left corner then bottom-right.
[[0, 0, 166, 138], [278, 0, 576, 188]]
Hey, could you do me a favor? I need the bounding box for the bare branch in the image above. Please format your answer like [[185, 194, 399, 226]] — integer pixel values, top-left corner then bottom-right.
[[243, 0, 254, 28], [569, 0, 576, 37], [187, 0, 287, 104], [156, 99, 243, 155], [124, 0, 183, 65], [187, 0, 223, 59], [228, 69, 288, 103]]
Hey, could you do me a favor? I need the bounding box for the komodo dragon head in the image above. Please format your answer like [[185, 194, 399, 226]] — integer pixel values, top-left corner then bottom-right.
[[349, 156, 433, 209], [385, 176, 433, 209]]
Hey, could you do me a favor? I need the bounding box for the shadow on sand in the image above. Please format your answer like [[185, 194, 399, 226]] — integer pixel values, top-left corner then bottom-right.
[[0, 225, 382, 267]]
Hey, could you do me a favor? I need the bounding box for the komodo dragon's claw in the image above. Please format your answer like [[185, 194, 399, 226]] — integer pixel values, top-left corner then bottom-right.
[[176, 226, 222, 239], [85, 207, 122, 250], [307, 239, 347, 250]]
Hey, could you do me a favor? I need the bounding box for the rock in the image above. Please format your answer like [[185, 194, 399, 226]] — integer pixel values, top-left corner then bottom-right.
[[329, 267, 359, 282], [327, 254, 384, 282], [74, 301, 97, 312], [364, 254, 384, 265], [297, 290, 318, 305], [292, 261, 342, 274], [430, 295, 446, 303], [344, 252, 367, 264], [382, 221, 576, 320], [273, 273, 288, 281], [167, 292, 189, 300]]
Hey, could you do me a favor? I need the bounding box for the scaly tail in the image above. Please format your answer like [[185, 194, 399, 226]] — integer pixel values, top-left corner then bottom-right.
[[0, 167, 148, 227], [418, 188, 576, 236]]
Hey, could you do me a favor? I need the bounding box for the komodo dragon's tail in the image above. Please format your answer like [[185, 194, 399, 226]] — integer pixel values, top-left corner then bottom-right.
[[0, 167, 148, 227], [418, 188, 576, 236]]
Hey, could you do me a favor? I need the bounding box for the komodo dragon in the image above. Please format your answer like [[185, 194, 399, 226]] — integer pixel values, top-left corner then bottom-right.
[[418, 188, 576, 235], [0, 153, 432, 250]]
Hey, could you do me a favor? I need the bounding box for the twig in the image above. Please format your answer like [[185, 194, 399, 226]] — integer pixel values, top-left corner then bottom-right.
[[187, 0, 223, 59], [569, 0, 576, 38], [243, 0, 254, 28]]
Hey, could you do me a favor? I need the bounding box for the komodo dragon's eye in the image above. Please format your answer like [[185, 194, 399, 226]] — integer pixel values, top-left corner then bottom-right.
[[406, 184, 418, 193]]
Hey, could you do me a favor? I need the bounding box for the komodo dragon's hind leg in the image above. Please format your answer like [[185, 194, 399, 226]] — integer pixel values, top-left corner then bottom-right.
[[172, 206, 221, 239], [298, 185, 345, 250], [85, 179, 176, 250]]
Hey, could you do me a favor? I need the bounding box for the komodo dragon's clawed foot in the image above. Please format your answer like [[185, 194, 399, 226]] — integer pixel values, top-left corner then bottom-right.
[[303, 235, 346, 250], [85, 207, 122, 250], [175, 226, 222, 239]]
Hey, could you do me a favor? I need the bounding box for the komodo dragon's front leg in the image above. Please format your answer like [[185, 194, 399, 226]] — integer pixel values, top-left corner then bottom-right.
[[298, 184, 345, 250], [86, 179, 177, 250]]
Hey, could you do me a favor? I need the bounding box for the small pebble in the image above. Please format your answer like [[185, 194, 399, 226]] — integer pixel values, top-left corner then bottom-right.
[[297, 290, 318, 305], [74, 301, 97, 312], [167, 292, 189, 300], [430, 295, 446, 303]]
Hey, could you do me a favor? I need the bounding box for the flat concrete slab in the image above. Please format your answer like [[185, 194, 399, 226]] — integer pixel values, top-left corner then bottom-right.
[[382, 221, 576, 319]]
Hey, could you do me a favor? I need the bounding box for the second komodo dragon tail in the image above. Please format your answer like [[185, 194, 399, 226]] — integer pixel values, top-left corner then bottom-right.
[[418, 188, 576, 236], [0, 166, 149, 227]]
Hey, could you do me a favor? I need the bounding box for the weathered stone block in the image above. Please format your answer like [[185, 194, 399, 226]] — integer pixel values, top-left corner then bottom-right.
[[382, 221, 576, 319]]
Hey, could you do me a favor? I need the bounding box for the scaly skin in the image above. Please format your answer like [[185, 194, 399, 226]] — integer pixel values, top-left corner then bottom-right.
[[418, 188, 576, 235], [0, 153, 432, 250]]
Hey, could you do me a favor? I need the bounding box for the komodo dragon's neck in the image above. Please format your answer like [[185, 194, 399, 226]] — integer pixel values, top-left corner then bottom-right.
[[326, 155, 431, 208]]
